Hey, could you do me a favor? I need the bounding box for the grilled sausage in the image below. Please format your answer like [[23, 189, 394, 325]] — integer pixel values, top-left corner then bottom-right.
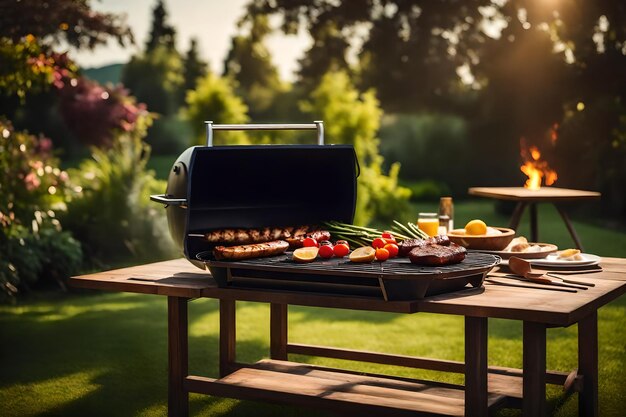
[[204, 227, 294, 245], [408, 242, 466, 266], [286, 230, 332, 249], [213, 240, 289, 261]]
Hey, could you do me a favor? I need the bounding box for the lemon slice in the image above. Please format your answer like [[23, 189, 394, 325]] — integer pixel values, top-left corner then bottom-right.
[[349, 246, 376, 263], [293, 247, 319, 263], [465, 219, 487, 235]]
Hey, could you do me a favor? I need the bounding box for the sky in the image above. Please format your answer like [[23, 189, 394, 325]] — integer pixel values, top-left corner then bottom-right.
[[72, 0, 311, 81]]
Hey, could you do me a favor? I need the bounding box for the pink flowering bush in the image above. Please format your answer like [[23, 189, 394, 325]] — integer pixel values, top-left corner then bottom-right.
[[0, 118, 82, 301]]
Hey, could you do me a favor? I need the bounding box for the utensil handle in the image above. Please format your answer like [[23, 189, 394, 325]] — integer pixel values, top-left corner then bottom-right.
[[204, 121, 324, 146], [485, 278, 577, 293], [547, 274, 596, 287]]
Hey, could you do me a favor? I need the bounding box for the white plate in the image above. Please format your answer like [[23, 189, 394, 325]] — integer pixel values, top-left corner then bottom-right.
[[528, 253, 601, 267]]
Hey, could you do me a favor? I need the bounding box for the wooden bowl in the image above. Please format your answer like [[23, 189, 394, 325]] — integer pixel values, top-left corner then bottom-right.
[[447, 227, 515, 251]]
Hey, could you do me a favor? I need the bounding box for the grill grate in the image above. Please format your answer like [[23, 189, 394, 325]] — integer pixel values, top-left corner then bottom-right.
[[200, 251, 500, 280]]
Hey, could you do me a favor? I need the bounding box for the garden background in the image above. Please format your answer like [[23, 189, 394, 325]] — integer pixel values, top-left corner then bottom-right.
[[1, 1, 625, 416]]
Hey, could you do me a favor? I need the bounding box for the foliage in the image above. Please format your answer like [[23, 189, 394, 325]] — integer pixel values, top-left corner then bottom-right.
[[122, 45, 184, 116], [184, 72, 250, 145], [0, 118, 82, 301], [0, 0, 133, 50], [146, 114, 192, 155], [62, 114, 177, 267], [379, 113, 469, 195], [58, 77, 148, 147], [145, 0, 176, 52], [224, 14, 287, 119], [301, 71, 411, 225], [182, 38, 209, 93]]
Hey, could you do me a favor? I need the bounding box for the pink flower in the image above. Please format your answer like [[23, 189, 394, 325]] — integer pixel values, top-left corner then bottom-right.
[[24, 172, 41, 190]]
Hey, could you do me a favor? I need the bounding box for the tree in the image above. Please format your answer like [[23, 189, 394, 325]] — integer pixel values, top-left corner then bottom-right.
[[182, 38, 209, 93], [223, 14, 286, 119], [184, 72, 250, 145], [122, 46, 184, 115], [145, 0, 176, 52], [301, 71, 410, 225]]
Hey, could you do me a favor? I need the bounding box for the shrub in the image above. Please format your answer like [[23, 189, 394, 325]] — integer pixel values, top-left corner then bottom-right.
[[300, 71, 411, 225], [63, 114, 178, 267], [0, 119, 81, 301]]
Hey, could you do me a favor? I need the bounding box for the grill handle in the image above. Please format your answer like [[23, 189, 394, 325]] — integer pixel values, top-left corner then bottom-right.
[[150, 194, 187, 207], [204, 121, 324, 146]]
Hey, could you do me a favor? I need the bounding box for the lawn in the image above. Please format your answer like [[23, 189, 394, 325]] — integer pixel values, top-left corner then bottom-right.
[[1, 201, 625, 417]]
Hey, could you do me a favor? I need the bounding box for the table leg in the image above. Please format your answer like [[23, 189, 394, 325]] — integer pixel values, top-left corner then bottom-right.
[[465, 316, 488, 417], [529, 203, 539, 242], [220, 299, 236, 377], [509, 202, 528, 231], [555, 205, 585, 251], [523, 321, 547, 417], [270, 303, 288, 360], [578, 311, 598, 417], [168, 296, 189, 417]]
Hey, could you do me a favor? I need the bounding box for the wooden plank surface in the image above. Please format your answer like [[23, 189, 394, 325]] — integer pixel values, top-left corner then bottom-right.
[[468, 187, 601, 202], [186, 359, 511, 416], [69, 258, 626, 325]]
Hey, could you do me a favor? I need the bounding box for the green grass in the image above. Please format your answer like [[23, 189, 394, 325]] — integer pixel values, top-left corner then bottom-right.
[[1, 292, 625, 416], [1, 200, 624, 416]]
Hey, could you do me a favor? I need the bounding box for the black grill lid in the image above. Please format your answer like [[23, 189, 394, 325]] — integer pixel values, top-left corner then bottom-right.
[[184, 144, 358, 260]]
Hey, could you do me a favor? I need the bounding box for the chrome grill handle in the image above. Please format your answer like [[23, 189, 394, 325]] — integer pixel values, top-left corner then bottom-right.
[[203, 121, 325, 146]]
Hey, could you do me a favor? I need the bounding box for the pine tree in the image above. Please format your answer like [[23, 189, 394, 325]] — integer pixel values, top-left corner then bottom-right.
[[182, 38, 208, 93], [145, 0, 176, 52]]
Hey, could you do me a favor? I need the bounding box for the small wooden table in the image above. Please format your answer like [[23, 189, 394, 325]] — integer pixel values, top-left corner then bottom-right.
[[468, 187, 601, 251], [69, 258, 626, 417]]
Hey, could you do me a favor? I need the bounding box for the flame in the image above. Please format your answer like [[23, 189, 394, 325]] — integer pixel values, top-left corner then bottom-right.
[[520, 140, 558, 190]]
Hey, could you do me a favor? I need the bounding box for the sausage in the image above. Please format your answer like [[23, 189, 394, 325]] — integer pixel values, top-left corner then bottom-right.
[[286, 230, 331, 249], [213, 240, 289, 260], [408, 242, 466, 266], [204, 227, 294, 245]]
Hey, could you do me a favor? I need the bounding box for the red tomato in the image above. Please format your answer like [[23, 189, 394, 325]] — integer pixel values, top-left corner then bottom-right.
[[384, 243, 399, 258], [333, 243, 350, 257], [318, 244, 334, 258], [372, 237, 386, 249], [335, 240, 350, 249], [381, 232, 395, 240], [375, 248, 390, 261], [384, 237, 397, 244], [303, 237, 318, 247]]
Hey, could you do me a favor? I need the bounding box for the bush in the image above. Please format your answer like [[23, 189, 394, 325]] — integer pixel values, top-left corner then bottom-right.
[[62, 115, 178, 267], [0, 119, 81, 301], [400, 180, 451, 202], [301, 71, 411, 225], [379, 113, 469, 195], [145, 114, 191, 155]]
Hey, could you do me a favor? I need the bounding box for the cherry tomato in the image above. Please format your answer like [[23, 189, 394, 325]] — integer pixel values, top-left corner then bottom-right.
[[384, 243, 399, 258], [318, 244, 334, 258], [381, 232, 395, 240], [303, 237, 318, 247], [372, 237, 386, 249], [384, 237, 397, 244], [333, 243, 350, 257], [375, 247, 390, 261], [319, 240, 332, 246], [335, 240, 349, 249]]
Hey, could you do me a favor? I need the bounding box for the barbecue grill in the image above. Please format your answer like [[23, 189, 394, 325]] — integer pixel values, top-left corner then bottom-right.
[[151, 122, 499, 300]]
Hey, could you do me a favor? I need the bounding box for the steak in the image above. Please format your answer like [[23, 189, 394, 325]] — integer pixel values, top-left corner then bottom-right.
[[408, 242, 466, 266], [399, 235, 450, 257]]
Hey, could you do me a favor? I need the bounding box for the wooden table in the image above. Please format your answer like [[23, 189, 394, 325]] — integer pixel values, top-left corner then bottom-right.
[[468, 187, 601, 251], [69, 257, 626, 417]]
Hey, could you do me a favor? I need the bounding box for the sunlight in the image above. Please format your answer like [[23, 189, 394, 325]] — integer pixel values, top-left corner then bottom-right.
[[0, 370, 103, 417]]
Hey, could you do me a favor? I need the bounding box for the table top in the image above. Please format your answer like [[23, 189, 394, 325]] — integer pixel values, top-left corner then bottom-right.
[[69, 258, 626, 326], [468, 187, 601, 202]]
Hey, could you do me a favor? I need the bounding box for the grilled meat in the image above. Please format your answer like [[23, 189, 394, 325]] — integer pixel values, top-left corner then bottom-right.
[[204, 227, 296, 245], [286, 230, 332, 249], [408, 242, 466, 266], [213, 240, 289, 261], [399, 235, 450, 257]]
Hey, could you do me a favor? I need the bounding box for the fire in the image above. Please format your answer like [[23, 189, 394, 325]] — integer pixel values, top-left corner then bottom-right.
[[520, 140, 558, 190]]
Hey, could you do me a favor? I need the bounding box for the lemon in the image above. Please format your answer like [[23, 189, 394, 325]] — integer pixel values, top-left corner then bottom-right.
[[465, 219, 488, 235], [293, 247, 319, 263], [349, 246, 376, 263]]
